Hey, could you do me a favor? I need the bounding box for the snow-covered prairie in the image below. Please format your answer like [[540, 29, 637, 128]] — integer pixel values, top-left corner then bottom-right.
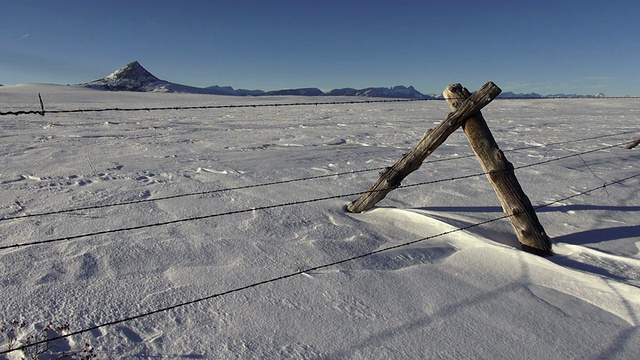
[[1, 84, 639, 359]]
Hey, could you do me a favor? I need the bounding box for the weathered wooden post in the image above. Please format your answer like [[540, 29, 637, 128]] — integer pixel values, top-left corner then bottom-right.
[[625, 136, 640, 149], [444, 84, 552, 255], [346, 82, 502, 213]]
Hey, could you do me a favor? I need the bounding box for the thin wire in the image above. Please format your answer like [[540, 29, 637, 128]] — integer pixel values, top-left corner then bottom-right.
[[505, 129, 637, 152], [0, 167, 380, 221], [494, 96, 640, 100], [0, 140, 632, 251], [400, 142, 629, 190], [0, 98, 425, 116], [2, 171, 638, 357], [2, 95, 640, 117], [1, 129, 634, 222]]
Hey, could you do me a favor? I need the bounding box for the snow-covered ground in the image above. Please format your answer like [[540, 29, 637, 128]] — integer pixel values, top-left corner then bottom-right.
[[1, 84, 639, 359]]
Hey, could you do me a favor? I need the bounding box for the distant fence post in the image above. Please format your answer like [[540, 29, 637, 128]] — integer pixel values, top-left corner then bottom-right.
[[38, 93, 45, 116], [444, 84, 552, 255], [346, 81, 502, 213], [625, 136, 640, 149]]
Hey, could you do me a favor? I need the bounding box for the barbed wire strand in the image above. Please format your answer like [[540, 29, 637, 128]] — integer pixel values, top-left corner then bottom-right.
[[2, 171, 638, 357], [0, 140, 632, 251], [1, 98, 426, 117], [1, 129, 635, 223], [3, 93, 640, 117]]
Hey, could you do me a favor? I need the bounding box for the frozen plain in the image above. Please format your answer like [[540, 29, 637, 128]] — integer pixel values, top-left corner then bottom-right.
[[0, 84, 639, 359]]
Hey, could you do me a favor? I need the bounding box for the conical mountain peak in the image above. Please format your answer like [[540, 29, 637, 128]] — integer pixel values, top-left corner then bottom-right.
[[86, 60, 166, 91], [106, 61, 159, 82]]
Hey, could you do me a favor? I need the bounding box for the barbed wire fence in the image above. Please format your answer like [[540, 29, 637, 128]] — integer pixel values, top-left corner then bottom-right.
[[1, 129, 635, 223], [0, 93, 638, 355], [1, 171, 638, 356], [2, 93, 640, 117], [1, 97, 424, 117], [0, 139, 635, 251]]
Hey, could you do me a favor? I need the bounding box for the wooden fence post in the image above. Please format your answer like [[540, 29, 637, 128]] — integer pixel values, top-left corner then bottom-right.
[[444, 84, 552, 255], [625, 136, 640, 149], [346, 82, 502, 213]]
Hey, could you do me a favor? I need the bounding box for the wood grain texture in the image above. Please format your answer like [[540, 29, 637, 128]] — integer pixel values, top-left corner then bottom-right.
[[445, 84, 552, 255], [346, 82, 502, 213]]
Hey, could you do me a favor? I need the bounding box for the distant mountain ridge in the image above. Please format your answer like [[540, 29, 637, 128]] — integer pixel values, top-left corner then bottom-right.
[[327, 85, 427, 98], [85, 61, 433, 99], [497, 91, 607, 99], [84, 61, 605, 98], [263, 88, 325, 96], [204, 85, 265, 96]]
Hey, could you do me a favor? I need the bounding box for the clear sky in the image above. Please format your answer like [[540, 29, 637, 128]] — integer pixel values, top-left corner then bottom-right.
[[1, 0, 638, 96]]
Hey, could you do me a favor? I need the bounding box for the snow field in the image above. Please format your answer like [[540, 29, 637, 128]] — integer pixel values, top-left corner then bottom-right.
[[0, 84, 639, 359]]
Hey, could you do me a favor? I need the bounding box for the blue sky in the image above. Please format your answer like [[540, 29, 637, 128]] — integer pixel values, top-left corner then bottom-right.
[[1, 0, 638, 95]]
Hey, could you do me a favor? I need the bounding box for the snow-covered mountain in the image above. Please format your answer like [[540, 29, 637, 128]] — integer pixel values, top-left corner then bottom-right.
[[262, 86, 430, 98], [84, 61, 242, 95], [205, 85, 265, 96], [84, 61, 431, 98], [354, 85, 431, 99], [86, 61, 167, 92], [263, 88, 325, 96], [497, 91, 607, 99], [498, 91, 544, 99]]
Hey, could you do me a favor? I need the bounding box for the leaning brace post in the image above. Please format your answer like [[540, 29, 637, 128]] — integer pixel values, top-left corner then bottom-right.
[[346, 82, 502, 213], [625, 135, 640, 149], [444, 84, 552, 255]]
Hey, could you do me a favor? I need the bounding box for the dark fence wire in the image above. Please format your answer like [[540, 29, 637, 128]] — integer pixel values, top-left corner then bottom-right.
[[0, 97, 425, 117], [2, 171, 638, 357], [3, 95, 640, 117], [1, 93, 639, 354], [1, 129, 636, 222], [0, 140, 634, 251]]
